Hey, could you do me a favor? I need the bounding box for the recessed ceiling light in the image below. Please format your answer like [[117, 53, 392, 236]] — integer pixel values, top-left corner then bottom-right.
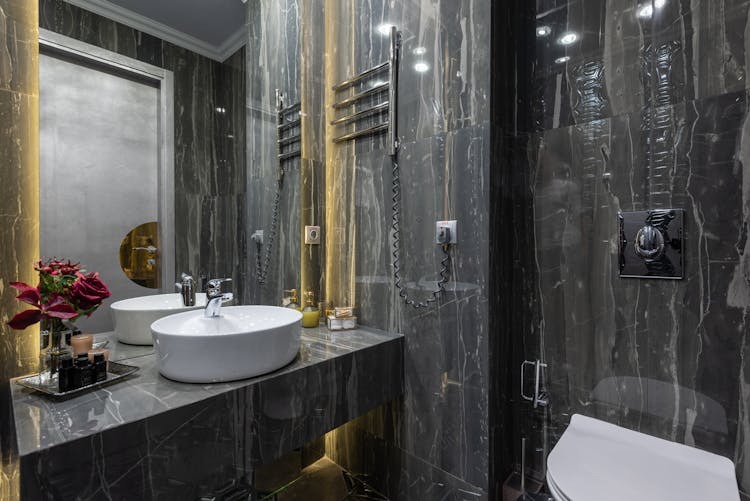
[[555, 56, 571, 64], [414, 62, 429, 73], [537, 26, 552, 37], [413, 46, 427, 55], [377, 23, 395, 36], [636, 4, 653, 17], [637, 0, 666, 18], [558, 32, 579, 45]]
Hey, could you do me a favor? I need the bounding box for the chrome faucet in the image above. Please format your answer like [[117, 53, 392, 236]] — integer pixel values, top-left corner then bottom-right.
[[205, 278, 233, 317], [175, 273, 196, 306]]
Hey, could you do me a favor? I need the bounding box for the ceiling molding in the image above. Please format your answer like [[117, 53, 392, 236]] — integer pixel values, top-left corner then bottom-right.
[[217, 24, 247, 61], [64, 0, 246, 62]]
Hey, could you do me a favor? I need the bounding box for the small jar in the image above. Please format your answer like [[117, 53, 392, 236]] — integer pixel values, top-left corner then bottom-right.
[[70, 334, 93, 355]]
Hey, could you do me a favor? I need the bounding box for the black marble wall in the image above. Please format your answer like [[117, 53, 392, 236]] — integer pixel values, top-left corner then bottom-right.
[[244, 0, 301, 306], [303, 0, 492, 498], [38, 0, 247, 298], [492, 0, 750, 497], [242, 0, 491, 497]]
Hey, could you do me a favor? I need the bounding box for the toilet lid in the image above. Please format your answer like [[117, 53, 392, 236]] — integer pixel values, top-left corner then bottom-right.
[[546, 414, 740, 501]]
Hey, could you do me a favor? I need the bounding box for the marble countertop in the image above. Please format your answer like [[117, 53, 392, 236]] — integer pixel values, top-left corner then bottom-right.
[[10, 325, 402, 458]]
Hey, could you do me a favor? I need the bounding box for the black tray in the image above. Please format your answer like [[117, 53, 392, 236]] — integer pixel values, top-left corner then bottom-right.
[[15, 360, 139, 398]]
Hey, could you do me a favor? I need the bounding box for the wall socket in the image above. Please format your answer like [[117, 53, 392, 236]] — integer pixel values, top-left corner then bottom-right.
[[305, 225, 321, 245], [435, 220, 457, 244]]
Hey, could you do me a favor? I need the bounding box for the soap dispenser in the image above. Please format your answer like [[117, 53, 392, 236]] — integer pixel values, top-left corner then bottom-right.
[[301, 289, 319, 328], [283, 289, 300, 310]]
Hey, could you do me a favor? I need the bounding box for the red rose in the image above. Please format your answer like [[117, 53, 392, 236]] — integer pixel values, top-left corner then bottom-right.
[[70, 272, 111, 311]]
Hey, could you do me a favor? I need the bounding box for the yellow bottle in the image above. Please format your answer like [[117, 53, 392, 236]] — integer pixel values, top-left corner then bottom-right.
[[301, 289, 319, 328]]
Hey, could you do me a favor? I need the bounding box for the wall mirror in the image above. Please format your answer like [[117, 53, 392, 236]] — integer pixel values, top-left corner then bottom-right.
[[37, 0, 306, 336]]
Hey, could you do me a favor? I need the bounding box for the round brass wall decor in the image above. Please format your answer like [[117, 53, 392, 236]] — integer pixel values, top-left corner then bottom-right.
[[119, 222, 159, 288]]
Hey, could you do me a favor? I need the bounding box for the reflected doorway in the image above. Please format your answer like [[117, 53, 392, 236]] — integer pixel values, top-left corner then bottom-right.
[[39, 30, 174, 333]]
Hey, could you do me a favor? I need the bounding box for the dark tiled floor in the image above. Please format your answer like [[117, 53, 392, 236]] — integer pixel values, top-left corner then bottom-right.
[[258, 457, 386, 501]]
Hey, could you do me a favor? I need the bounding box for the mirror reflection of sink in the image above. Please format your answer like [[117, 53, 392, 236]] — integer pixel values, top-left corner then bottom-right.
[[150, 305, 302, 383], [110, 293, 208, 346]]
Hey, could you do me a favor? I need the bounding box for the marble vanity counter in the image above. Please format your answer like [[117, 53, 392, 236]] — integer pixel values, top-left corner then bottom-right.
[[9, 325, 403, 499]]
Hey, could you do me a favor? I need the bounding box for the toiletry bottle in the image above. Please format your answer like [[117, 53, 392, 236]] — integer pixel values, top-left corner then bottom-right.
[[283, 289, 300, 310], [58, 355, 74, 393], [74, 353, 94, 388], [71, 354, 84, 389], [301, 290, 319, 328], [93, 353, 107, 382]]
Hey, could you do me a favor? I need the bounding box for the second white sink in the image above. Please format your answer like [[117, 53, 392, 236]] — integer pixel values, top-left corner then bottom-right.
[[111, 293, 208, 345], [150, 305, 302, 383]]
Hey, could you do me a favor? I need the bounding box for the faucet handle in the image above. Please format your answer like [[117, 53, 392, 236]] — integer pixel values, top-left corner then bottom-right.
[[207, 278, 232, 298], [207, 277, 232, 288]]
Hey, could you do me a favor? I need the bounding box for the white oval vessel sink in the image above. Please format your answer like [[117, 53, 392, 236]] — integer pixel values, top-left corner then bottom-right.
[[150, 305, 302, 383], [111, 293, 207, 345]]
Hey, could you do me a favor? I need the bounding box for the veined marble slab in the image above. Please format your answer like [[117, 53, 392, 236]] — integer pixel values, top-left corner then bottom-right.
[[9, 326, 403, 499]]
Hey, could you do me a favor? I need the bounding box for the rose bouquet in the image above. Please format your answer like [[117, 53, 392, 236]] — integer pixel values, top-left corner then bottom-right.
[[7, 258, 112, 332]]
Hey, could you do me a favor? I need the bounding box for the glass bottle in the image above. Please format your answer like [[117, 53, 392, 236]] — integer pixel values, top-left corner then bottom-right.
[[301, 290, 319, 328]]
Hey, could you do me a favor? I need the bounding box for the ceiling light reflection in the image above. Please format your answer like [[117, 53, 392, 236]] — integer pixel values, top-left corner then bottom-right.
[[637, 0, 666, 18], [558, 32, 579, 45], [377, 23, 395, 36], [414, 62, 429, 73]]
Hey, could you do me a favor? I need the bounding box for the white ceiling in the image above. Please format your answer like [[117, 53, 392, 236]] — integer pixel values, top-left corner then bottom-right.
[[65, 0, 247, 62]]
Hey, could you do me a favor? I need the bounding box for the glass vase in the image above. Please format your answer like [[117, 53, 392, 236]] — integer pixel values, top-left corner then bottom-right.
[[38, 320, 72, 386]]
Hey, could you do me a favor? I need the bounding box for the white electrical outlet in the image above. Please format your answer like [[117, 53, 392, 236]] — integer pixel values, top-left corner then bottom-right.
[[435, 220, 457, 244], [305, 225, 321, 244]]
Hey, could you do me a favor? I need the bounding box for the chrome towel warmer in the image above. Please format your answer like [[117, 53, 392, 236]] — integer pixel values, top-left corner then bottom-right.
[[276, 90, 301, 163], [331, 27, 401, 156]]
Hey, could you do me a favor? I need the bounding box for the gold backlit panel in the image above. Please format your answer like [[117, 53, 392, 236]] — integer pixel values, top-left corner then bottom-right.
[[0, 2, 39, 499], [322, 0, 358, 309]]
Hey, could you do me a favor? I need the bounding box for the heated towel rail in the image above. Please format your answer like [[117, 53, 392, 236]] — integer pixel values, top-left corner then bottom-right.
[[331, 27, 401, 156], [277, 90, 301, 163]]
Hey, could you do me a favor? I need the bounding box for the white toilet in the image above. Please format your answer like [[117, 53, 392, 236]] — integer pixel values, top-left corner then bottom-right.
[[546, 414, 740, 501]]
